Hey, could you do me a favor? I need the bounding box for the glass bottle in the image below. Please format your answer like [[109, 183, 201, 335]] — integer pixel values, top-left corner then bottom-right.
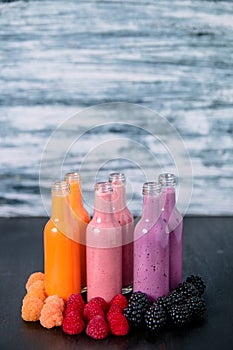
[[65, 172, 90, 291], [109, 173, 134, 293], [133, 182, 169, 301], [44, 181, 81, 300], [86, 182, 122, 303], [159, 173, 183, 291]]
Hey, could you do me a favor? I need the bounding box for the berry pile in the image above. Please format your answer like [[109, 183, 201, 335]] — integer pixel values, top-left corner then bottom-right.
[[123, 275, 206, 332], [21, 273, 130, 340], [84, 294, 129, 339], [22, 272, 206, 339]]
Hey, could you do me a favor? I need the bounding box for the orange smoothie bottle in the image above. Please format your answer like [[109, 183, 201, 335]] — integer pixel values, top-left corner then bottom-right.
[[44, 181, 81, 300], [65, 172, 90, 291]]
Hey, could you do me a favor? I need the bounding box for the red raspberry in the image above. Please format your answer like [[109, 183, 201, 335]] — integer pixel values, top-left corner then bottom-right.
[[66, 294, 85, 315], [109, 294, 128, 310], [89, 296, 108, 313], [108, 313, 129, 336], [62, 310, 85, 335], [106, 305, 123, 322], [86, 315, 109, 340], [84, 302, 105, 323]]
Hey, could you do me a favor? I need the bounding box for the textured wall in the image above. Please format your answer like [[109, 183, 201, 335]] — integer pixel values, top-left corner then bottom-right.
[[0, 0, 232, 216]]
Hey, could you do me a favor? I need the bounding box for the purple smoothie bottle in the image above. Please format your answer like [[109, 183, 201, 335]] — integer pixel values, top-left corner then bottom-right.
[[159, 173, 183, 291], [133, 182, 169, 301], [109, 173, 134, 294]]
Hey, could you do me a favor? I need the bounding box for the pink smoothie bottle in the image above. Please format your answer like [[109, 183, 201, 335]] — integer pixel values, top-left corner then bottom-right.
[[86, 182, 122, 303], [133, 182, 169, 301], [109, 173, 134, 293], [159, 173, 183, 291]]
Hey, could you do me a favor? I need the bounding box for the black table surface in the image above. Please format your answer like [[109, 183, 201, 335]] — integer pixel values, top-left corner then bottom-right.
[[0, 216, 233, 350]]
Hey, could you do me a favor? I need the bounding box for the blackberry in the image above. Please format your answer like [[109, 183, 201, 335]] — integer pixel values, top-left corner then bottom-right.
[[166, 290, 186, 309], [145, 302, 167, 332], [169, 304, 191, 327], [123, 292, 150, 327], [186, 296, 206, 320], [186, 275, 206, 296], [124, 305, 141, 327], [177, 281, 199, 299]]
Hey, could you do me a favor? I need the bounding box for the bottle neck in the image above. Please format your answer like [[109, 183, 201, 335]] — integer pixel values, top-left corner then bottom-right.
[[69, 181, 83, 211], [161, 186, 176, 213], [112, 183, 127, 212], [65, 172, 85, 212], [142, 194, 161, 222], [93, 191, 114, 221], [51, 192, 71, 235]]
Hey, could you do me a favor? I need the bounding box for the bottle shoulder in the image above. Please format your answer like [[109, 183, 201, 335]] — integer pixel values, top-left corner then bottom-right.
[[134, 218, 168, 244], [75, 210, 90, 224], [166, 211, 183, 233], [86, 217, 122, 248], [44, 219, 57, 236], [87, 215, 121, 230], [172, 206, 182, 218], [134, 215, 165, 233], [82, 208, 90, 223], [44, 218, 53, 229], [114, 208, 134, 225]]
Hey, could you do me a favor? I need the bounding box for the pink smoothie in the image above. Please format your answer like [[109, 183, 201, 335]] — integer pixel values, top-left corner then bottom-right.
[[133, 184, 169, 301], [110, 174, 134, 290], [86, 183, 122, 303], [161, 186, 183, 291], [86, 246, 122, 303]]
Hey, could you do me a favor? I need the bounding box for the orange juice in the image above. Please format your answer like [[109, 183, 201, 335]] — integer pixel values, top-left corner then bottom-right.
[[65, 172, 90, 289], [44, 181, 81, 300]]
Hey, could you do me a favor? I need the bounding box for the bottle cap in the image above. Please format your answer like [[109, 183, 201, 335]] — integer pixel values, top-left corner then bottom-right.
[[142, 182, 161, 195], [158, 173, 177, 187], [65, 172, 81, 182], [52, 181, 70, 195], [109, 173, 126, 184], [95, 181, 113, 193]]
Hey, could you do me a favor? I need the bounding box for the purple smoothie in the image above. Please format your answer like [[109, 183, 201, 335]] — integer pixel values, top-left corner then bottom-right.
[[133, 182, 169, 301], [159, 174, 183, 291]]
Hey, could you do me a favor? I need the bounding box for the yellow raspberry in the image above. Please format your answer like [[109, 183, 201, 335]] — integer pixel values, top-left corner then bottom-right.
[[27, 280, 46, 301], [26, 272, 45, 291], [39, 296, 64, 329], [44, 295, 65, 312], [21, 294, 44, 322]]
